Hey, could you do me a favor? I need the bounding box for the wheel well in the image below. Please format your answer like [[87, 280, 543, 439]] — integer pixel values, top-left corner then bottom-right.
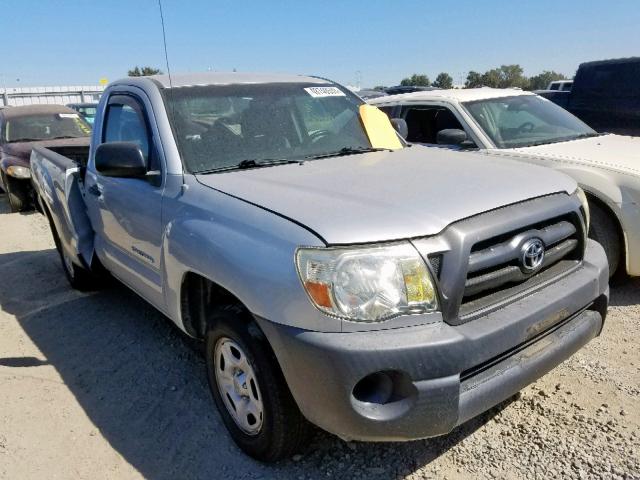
[[586, 192, 626, 270], [180, 272, 248, 339]]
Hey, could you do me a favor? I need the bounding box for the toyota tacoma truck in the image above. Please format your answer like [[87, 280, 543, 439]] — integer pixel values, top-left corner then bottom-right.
[[31, 72, 608, 462]]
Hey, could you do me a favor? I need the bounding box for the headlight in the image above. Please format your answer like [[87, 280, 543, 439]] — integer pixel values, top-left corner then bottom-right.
[[575, 186, 590, 231], [6, 165, 31, 179], [296, 242, 438, 322]]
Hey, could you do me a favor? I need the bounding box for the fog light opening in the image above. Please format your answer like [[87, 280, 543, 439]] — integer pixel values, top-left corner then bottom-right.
[[351, 370, 417, 421], [352, 371, 395, 404]]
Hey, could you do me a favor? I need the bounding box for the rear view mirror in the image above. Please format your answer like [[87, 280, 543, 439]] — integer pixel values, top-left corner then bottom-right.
[[437, 129, 475, 149], [95, 142, 147, 178], [390, 118, 408, 140]]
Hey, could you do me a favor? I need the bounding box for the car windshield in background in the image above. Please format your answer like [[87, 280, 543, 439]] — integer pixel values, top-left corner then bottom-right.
[[463, 95, 597, 149], [162, 83, 372, 173], [76, 107, 97, 125], [3, 113, 91, 143]]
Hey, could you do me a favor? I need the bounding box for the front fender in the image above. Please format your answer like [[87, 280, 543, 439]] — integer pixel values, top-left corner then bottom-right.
[[160, 180, 342, 333], [556, 165, 640, 275]]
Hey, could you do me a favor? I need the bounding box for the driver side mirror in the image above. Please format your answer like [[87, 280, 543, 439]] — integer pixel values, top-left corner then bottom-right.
[[390, 118, 408, 140], [436, 129, 476, 149], [95, 142, 147, 178]]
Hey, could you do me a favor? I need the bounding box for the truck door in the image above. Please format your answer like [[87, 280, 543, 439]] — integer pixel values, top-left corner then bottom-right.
[[84, 92, 165, 306]]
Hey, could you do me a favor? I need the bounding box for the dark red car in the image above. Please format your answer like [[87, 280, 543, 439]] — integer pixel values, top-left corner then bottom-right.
[[0, 105, 91, 211]]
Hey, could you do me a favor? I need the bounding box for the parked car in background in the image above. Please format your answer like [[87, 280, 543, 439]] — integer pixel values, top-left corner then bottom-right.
[[356, 88, 388, 100], [31, 72, 608, 461], [538, 57, 640, 136], [0, 105, 90, 211], [67, 102, 99, 125], [385, 85, 439, 95], [371, 88, 640, 277], [546, 80, 573, 92]]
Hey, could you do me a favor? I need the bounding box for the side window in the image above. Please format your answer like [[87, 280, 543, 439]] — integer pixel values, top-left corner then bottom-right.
[[377, 106, 395, 118], [103, 96, 155, 169], [401, 106, 464, 144]]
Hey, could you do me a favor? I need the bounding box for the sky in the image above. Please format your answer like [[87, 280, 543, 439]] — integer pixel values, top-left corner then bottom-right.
[[1, 0, 639, 88]]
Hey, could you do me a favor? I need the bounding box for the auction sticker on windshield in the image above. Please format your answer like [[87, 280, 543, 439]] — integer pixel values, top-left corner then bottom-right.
[[304, 86, 346, 97]]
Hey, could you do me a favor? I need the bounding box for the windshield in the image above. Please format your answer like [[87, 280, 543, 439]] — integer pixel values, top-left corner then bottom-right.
[[463, 95, 596, 149], [3, 113, 91, 143], [162, 83, 373, 173], [76, 107, 97, 125]]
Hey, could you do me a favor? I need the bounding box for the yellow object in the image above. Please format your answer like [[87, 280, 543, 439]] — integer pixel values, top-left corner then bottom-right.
[[359, 104, 403, 150], [99, 78, 109, 85]]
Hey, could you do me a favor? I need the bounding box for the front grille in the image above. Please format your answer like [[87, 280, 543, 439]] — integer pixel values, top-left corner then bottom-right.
[[460, 213, 584, 317], [412, 193, 588, 325]]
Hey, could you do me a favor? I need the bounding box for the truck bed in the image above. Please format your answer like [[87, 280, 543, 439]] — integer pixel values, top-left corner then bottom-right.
[[34, 145, 90, 173], [30, 144, 95, 271]]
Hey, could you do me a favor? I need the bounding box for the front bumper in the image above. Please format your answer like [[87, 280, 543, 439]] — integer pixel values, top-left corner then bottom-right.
[[257, 240, 609, 441]]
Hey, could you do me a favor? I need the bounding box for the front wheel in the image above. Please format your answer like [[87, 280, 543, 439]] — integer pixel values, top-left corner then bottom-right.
[[205, 306, 311, 461]]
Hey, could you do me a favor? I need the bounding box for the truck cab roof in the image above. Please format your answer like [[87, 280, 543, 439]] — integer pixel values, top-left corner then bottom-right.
[[111, 72, 331, 90]]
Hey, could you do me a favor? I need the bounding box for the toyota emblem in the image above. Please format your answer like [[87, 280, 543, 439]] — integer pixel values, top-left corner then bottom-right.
[[520, 238, 545, 272]]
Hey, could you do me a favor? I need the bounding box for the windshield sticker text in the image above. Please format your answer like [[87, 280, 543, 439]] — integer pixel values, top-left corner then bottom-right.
[[304, 87, 346, 98]]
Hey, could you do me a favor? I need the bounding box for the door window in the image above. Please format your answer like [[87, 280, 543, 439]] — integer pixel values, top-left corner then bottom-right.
[[402, 106, 464, 144], [102, 96, 154, 168]]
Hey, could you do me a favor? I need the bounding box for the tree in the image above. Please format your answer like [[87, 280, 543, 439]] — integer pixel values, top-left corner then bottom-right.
[[498, 64, 528, 89], [481, 68, 502, 88], [128, 66, 163, 77], [477, 65, 529, 89], [465, 71, 484, 88], [528, 70, 567, 91], [400, 73, 430, 86], [432, 72, 453, 89]]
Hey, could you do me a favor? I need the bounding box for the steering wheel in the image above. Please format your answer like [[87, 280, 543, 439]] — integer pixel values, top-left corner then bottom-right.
[[517, 122, 535, 133], [308, 129, 332, 144]]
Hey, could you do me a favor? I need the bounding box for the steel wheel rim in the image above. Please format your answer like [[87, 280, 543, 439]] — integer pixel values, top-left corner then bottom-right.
[[214, 337, 264, 435]]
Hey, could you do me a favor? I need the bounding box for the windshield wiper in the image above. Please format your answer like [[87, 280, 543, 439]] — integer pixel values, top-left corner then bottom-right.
[[304, 146, 389, 160], [196, 158, 302, 174], [521, 132, 602, 148], [50, 135, 83, 140]]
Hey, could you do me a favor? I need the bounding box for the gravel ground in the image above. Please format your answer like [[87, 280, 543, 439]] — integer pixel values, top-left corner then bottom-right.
[[0, 194, 638, 480]]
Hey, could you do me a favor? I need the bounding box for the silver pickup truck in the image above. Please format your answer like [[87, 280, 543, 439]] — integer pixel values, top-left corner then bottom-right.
[[30, 72, 609, 461]]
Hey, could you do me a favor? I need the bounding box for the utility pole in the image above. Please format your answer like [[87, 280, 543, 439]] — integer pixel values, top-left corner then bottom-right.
[[0, 74, 8, 107]]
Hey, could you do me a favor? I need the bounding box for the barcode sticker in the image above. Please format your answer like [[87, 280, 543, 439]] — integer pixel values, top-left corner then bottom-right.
[[304, 86, 346, 98]]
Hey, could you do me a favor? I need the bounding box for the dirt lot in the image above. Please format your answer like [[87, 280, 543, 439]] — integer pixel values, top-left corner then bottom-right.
[[0, 194, 638, 480]]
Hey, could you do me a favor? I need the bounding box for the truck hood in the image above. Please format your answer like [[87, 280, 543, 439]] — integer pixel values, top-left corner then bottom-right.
[[197, 146, 576, 244], [508, 134, 640, 176], [0, 137, 90, 168]]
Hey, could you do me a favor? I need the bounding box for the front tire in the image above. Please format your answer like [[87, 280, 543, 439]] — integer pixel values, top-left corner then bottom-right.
[[2, 174, 30, 212], [588, 201, 621, 278], [205, 306, 311, 461]]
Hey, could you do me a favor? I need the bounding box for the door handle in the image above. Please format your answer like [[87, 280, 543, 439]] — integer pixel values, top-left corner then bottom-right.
[[87, 184, 102, 197]]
